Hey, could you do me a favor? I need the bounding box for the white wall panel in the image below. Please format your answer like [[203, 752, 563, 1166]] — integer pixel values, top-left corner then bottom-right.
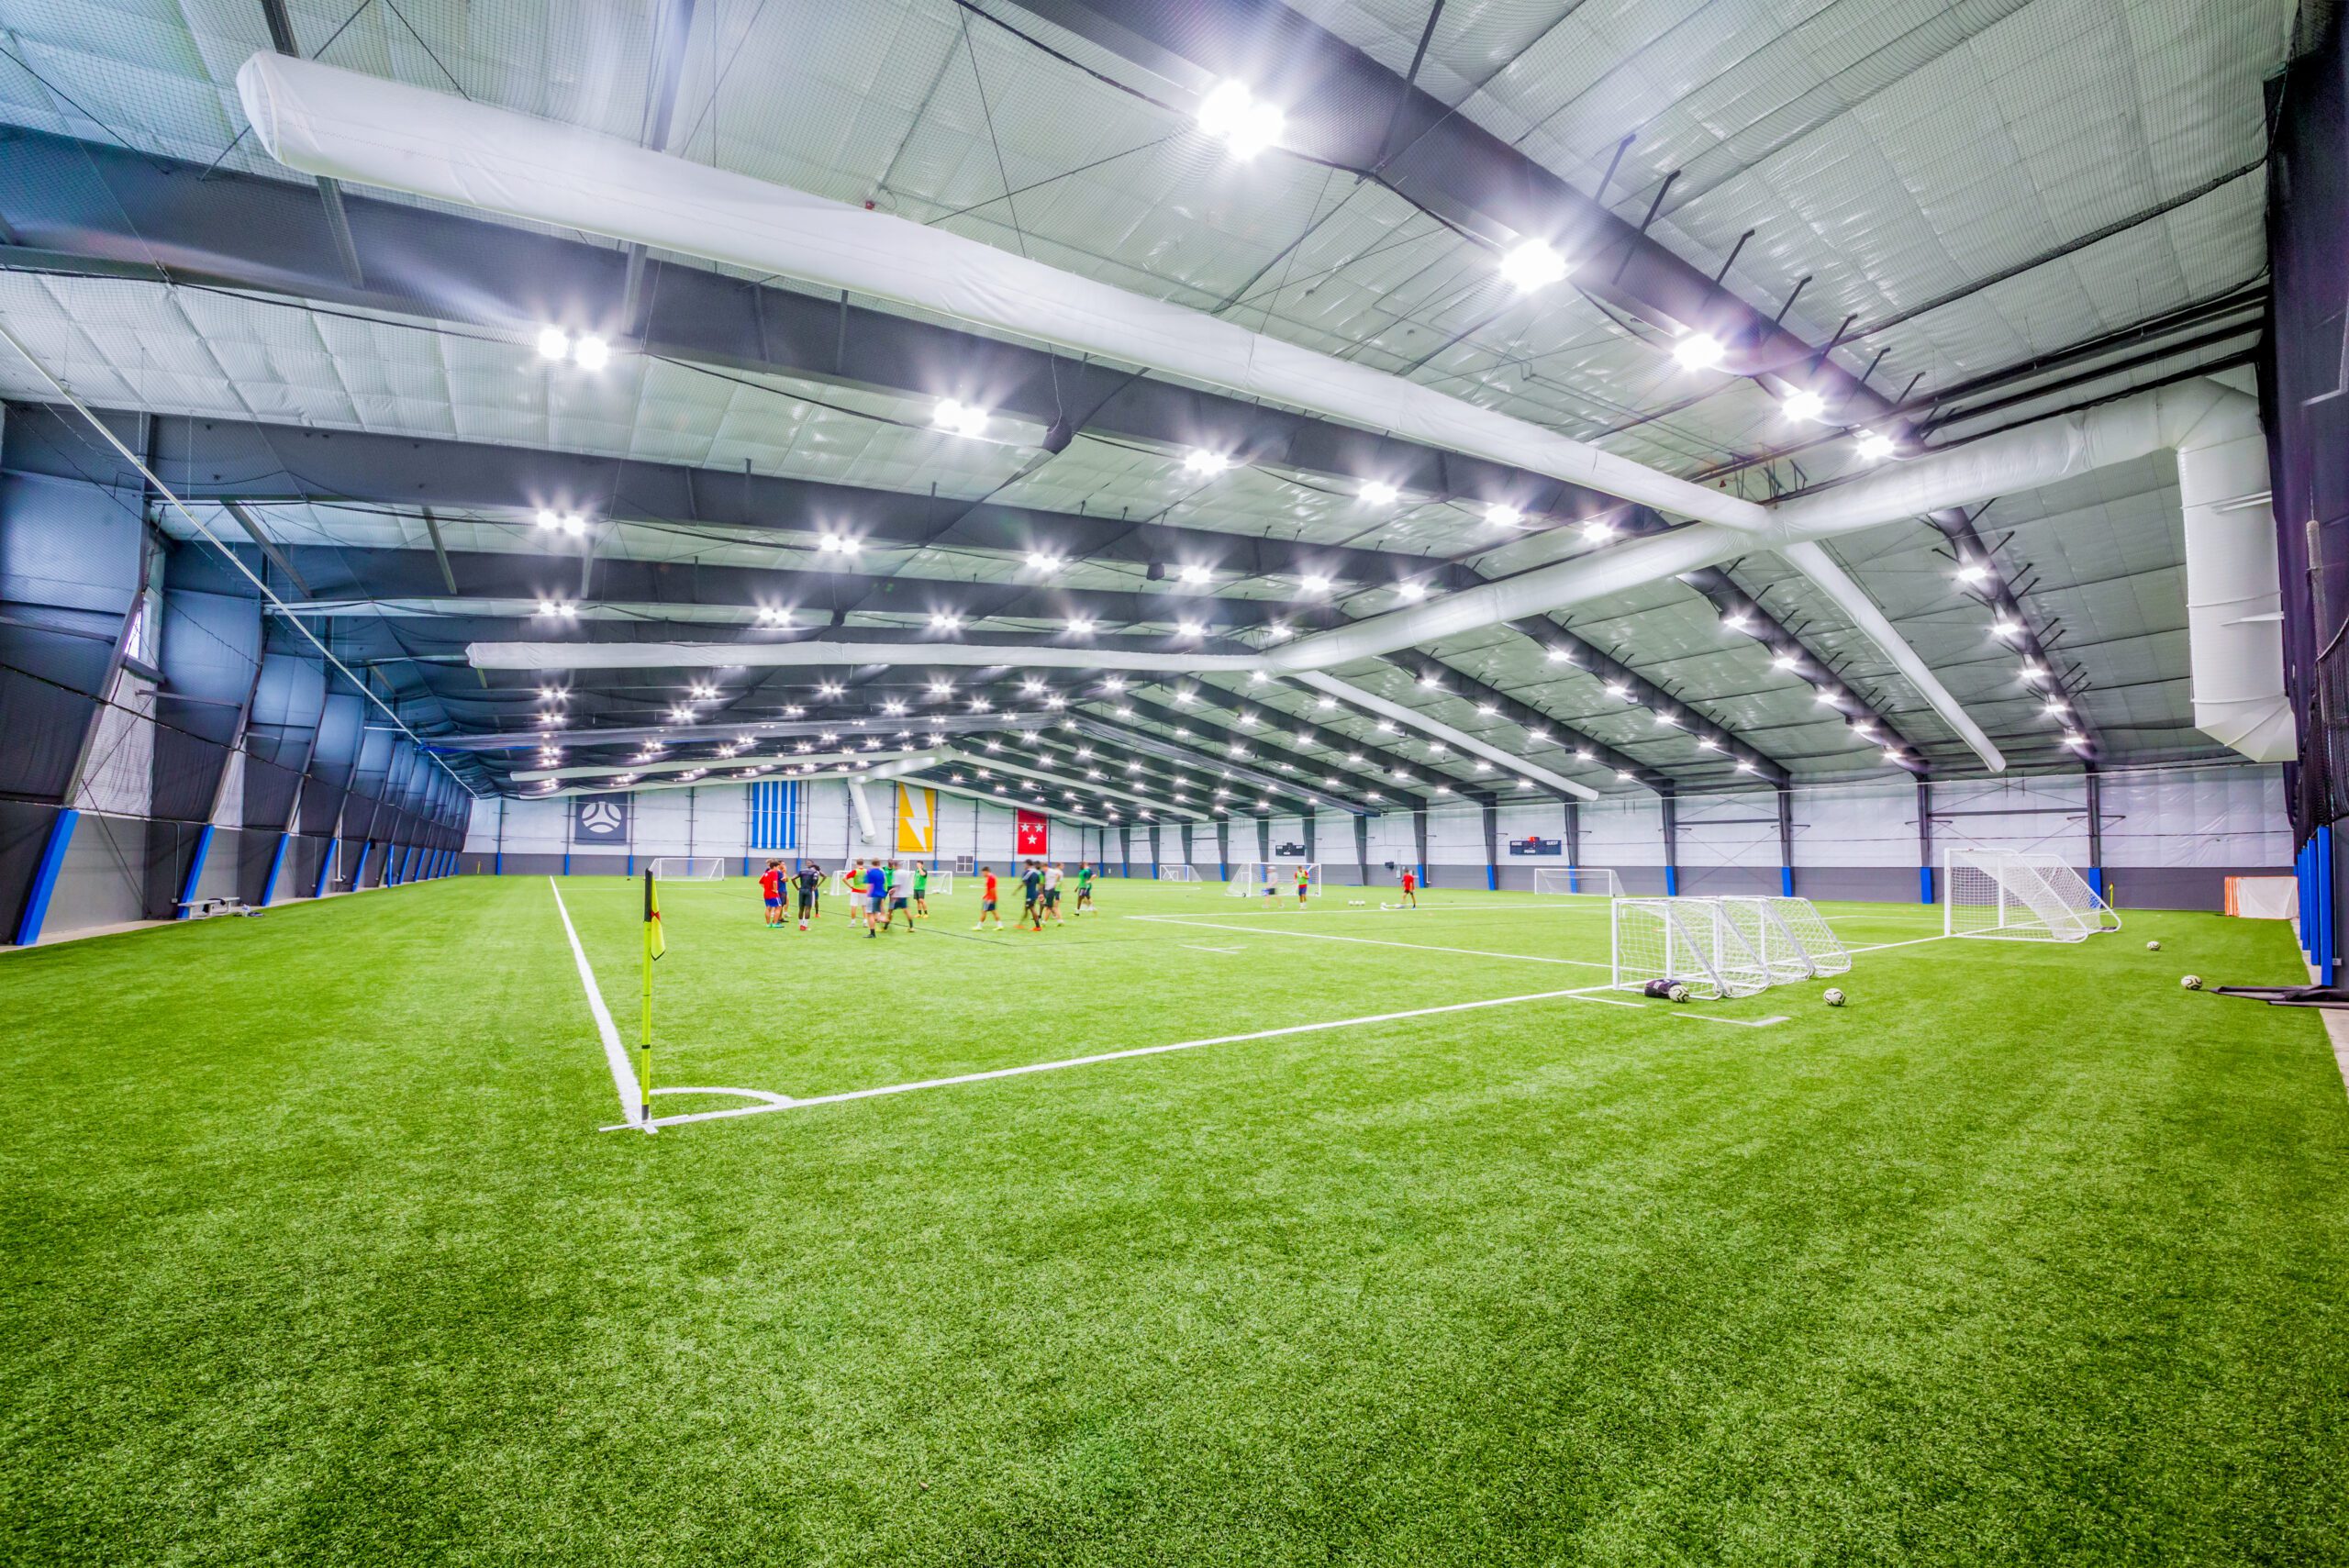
[[1425, 805, 1484, 862], [1790, 782, 1914, 868], [2100, 765, 2289, 867], [1581, 798, 1664, 865], [1932, 776, 2091, 864], [1675, 793, 1780, 868]]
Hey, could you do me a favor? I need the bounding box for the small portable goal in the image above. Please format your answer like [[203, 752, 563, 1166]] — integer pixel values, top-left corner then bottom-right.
[[1943, 849, 2120, 942], [1157, 864, 1202, 884], [1610, 896, 1774, 1000], [649, 856, 726, 880], [1531, 866, 1622, 898], [1717, 895, 1851, 980]]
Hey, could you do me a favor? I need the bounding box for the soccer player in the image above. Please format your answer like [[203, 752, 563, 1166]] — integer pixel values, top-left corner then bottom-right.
[[863, 859, 889, 937], [1042, 862, 1065, 926], [1399, 866, 1419, 907], [794, 862, 820, 929], [1020, 861, 1043, 930], [1296, 862, 1311, 907], [912, 862, 931, 918], [758, 859, 785, 927], [1073, 862, 1095, 917], [885, 863, 914, 931], [974, 864, 1002, 930]]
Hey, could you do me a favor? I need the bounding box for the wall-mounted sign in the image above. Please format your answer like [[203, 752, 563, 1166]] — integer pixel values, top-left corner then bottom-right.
[[1508, 836, 1564, 856]]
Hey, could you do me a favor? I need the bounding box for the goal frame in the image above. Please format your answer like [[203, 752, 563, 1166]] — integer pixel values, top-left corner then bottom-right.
[[648, 856, 726, 880], [1943, 849, 2120, 942], [1531, 866, 1623, 898], [1716, 895, 1851, 982], [1610, 896, 1773, 1000], [1156, 863, 1202, 884], [1226, 861, 1323, 898]]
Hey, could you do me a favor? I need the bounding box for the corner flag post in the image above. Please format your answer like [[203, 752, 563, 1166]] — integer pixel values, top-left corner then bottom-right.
[[640, 869, 662, 1128]]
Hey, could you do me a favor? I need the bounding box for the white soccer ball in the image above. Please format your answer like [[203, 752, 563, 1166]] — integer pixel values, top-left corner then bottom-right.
[[2145, 940, 2161, 951], [1822, 987, 1846, 1007], [1665, 982, 1690, 1004], [2181, 974, 2202, 991]]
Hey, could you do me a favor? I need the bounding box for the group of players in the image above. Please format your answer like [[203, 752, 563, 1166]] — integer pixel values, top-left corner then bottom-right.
[[752, 858, 1099, 935]]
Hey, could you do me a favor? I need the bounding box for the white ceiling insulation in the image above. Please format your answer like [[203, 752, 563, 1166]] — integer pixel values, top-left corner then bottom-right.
[[0, 0, 2296, 784]]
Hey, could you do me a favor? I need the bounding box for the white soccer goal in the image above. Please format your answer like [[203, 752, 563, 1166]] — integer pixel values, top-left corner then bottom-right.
[[649, 856, 726, 880], [1531, 866, 1622, 898], [1611, 896, 1774, 1000], [1157, 864, 1202, 884], [1226, 861, 1322, 898], [917, 866, 954, 895], [1718, 895, 1852, 981], [1943, 849, 2120, 942]]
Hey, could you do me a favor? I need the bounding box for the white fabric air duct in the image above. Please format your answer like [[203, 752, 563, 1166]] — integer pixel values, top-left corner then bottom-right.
[[1768, 380, 2293, 764], [844, 777, 877, 843], [236, 52, 1989, 765], [1294, 673, 1597, 800]]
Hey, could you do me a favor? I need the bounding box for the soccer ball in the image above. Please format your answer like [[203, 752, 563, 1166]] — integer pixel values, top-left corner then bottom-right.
[[1666, 982, 1690, 1004], [2146, 940, 2161, 951], [2181, 974, 2202, 990], [1822, 987, 1846, 1007]]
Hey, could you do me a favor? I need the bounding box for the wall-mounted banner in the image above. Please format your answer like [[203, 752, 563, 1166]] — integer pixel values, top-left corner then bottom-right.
[[573, 794, 630, 842], [896, 784, 937, 854], [1016, 807, 1049, 857], [749, 779, 800, 850], [1275, 840, 1307, 857], [1508, 836, 1564, 856]]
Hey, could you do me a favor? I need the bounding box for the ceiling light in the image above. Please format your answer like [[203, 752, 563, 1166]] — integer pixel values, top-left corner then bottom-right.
[[1990, 617, 2021, 639], [929, 680, 953, 695], [1021, 677, 1045, 695], [1606, 682, 1631, 700], [1176, 620, 1204, 639], [1265, 623, 1293, 640], [1882, 746, 1907, 763], [883, 700, 906, 717], [1581, 518, 1614, 542], [968, 697, 991, 713], [2063, 731, 2088, 750], [1673, 332, 1725, 371], [1196, 81, 1282, 160], [1115, 705, 1134, 718], [755, 606, 792, 625], [1177, 563, 1211, 585], [1183, 450, 1231, 477], [1299, 573, 1331, 595], [2043, 698, 2070, 717], [1545, 647, 1573, 663], [818, 681, 843, 697], [1734, 759, 1757, 774], [1814, 686, 1841, 706], [1418, 673, 1441, 689], [1616, 770, 1634, 782], [1360, 479, 1400, 506], [1720, 610, 1751, 632], [1174, 688, 1197, 705], [534, 507, 560, 529], [1576, 747, 1593, 761], [1025, 551, 1063, 573], [2019, 661, 2046, 682], [1771, 651, 1799, 672], [572, 335, 611, 372], [818, 534, 859, 555], [1315, 695, 1336, 709], [930, 610, 962, 631], [1697, 737, 1721, 751], [1475, 703, 1497, 716], [1782, 387, 1827, 423], [1954, 561, 1991, 584], [1396, 580, 1427, 602], [535, 326, 571, 361], [1854, 429, 1897, 462], [1102, 675, 1126, 692], [1499, 239, 1568, 292], [1485, 501, 1523, 528], [932, 398, 988, 438]]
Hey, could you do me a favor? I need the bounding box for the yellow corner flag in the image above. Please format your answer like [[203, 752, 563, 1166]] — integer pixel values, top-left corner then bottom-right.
[[640, 870, 662, 1128]]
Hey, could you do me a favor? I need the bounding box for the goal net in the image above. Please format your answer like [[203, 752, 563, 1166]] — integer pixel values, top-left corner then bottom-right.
[[1718, 895, 1851, 981], [1531, 866, 1622, 898], [1943, 849, 2120, 942], [1157, 864, 1202, 883], [1227, 862, 1322, 898], [1611, 896, 1773, 1000], [919, 866, 953, 895], [649, 856, 726, 880]]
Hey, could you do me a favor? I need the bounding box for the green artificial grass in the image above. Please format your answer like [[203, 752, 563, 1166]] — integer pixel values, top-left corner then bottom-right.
[[5, 875, 2347, 1565]]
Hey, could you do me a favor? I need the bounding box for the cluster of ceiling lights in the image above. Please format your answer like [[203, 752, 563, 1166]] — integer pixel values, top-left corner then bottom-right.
[[1954, 559, 2090, 752], [536, 327, 611, 371], [1195, 81, 1283, 161]]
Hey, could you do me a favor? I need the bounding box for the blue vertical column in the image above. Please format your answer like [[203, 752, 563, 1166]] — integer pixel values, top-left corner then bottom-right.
[[13, 810, 80, 947], [314, 840, 336, 898], [350, 840, 372, 890], [175, 825, 216, 917], [259, 833, 290, 906], [2320, 827, 2337, 985]]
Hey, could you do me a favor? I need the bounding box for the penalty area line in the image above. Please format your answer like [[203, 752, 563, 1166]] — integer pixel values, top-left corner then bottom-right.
[[550, 877, 649, 1132], [1131, 915, 1612, 971], [602, 984, 1608, 1132]]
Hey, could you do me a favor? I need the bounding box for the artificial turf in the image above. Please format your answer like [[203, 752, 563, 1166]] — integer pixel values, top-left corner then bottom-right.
[[5, 874, 2347, 1564]]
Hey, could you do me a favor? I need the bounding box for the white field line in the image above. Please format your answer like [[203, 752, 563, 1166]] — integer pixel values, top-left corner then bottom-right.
[[1561, 991, 1789, 1029], [600, 984, 1612, 1131], [1181, 943, 1244, 954], [1132, 914, 1612, 971], [1146, 902, 1597, 919], [550, 877, 647, 1130], [1842, 933, 1957, 955]]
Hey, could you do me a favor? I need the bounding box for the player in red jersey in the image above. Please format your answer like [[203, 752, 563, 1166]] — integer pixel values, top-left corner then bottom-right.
[[973, 865, 1003, 931]]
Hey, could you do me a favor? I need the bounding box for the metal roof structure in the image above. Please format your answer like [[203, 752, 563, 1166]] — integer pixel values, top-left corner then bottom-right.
[[0, 0, 2289, 813]]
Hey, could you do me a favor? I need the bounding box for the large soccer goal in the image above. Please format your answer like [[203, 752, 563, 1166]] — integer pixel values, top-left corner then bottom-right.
[[919, 866, 955, 895], [1718, 895, 1852, 981], [1157, 864, 1202, 884], [1611, 896, 1774, 1000], [1531, 866, 1622, 898], [649, 856, 726, 880], [1943, 849, 2120, 941], [1227, 862, 1322, 898]]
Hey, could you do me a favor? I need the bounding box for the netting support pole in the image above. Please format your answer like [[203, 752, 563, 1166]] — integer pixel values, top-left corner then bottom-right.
[[1776, 787, 1795, 897], [2084, 765, 2106, 903], [1564, 802, 1580, 893], [639, 871, 654, 1128], [1916, 779, 1935, 904], [1482, 802, 1498, 890], [1661, 792, 1679, 897]]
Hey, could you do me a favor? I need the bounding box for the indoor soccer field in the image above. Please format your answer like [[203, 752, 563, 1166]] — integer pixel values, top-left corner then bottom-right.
[[8, 876, 2349, 1564], [10, 0, 2349, 1561]]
